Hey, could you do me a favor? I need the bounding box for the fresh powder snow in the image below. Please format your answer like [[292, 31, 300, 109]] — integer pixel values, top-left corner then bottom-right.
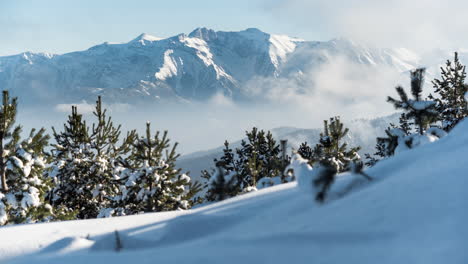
[[1, 118, 467, 264]]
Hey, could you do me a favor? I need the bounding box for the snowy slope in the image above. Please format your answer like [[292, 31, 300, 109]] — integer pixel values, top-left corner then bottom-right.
[[0, 28, 426, 104], [1, 119, 467, 263]]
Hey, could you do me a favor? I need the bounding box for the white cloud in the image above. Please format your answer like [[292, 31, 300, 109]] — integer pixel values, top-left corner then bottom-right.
[[243, 54, 402, 121], [208, 93, 235, 107], [55, 102, 95, 114], [266, 0, 468, 51], [54, 102, 131, 115]]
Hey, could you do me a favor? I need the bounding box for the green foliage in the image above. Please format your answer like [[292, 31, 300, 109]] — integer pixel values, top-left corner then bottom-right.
[[204, 165, 238, 202], [387, 68, 438, 135], [315, 117, 360, 172], [0, 91, 62, 225], [204, 141, 241, 202], [0, 90, 17, 192], [368, 68, 444, 166], [429, 52, 468, 131], [0, 92, 203, 224], [112, 122, 196, 215], [296, 117, 363, 202], [235, 128, 286, 188], [297, 142, 323, 165], [206, 128, 289, 200], [365, 114, 411, 166], [313, 159, 338, 203], [48, 97, 131, 219]]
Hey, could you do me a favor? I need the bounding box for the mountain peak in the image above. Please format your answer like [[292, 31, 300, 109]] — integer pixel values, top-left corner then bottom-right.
[[238, 28, 269, 41], [130, 33, 162, 45], [244, 28, 265, 34], [188, 27, 217, 41], [329, 37, 359, 46]]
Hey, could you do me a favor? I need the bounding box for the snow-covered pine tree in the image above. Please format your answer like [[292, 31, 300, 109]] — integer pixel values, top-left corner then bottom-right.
[[48, 97, 131, 219], [205, 129, 288, 198], [317, 117, 360, 172], [297, 142, 324, 165], [313, 159, 338, 203], [364, 127, 397, 167], [302, 117, 362, 202], [365, 114, 412, 166], [429, 52, 468, 131], [235, 127, 285, 191], [387, 68, 438, 135], [0, 91, 16, 193], [0, 91, 57, 225], [205, 162, 238, 202], [48, 105, 92, 219], [376, 68, 447, 156], [88, 97, 133, 217], [204, 140, 241, 201], [113, 122, 195, 215], [367, 69, 445, 163]]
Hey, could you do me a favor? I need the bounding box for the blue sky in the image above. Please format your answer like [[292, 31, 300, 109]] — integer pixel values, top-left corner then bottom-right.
[[2, 0, 468, 56], [0, 0, 326, 56]]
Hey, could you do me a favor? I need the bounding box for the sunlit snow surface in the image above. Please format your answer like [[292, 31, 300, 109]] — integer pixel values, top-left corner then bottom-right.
[[1, 119, 467, 264]]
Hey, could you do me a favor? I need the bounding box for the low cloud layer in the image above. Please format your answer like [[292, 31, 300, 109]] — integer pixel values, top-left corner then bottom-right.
[[244, 55, 403, 122], [43, 54, 410, 154]]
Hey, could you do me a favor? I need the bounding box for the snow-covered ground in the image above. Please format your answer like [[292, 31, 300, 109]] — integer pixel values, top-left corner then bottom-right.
[[1, 120, 467, 263]]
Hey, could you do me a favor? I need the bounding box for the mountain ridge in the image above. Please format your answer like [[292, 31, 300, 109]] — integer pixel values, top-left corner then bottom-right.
[[0, 28, 450, 105]]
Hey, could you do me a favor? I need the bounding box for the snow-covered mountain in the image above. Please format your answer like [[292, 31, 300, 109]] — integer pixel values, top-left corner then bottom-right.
[[0, 28, 425, 104]]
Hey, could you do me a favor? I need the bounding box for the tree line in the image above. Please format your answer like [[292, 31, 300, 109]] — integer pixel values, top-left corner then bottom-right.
[[0, 95, 201, 225]]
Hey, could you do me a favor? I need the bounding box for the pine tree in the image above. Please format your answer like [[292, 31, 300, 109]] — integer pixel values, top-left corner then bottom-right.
[[113, 122, 195, 215], [398, 113, 412, 135], [300, 117, 364, 202], [0, 91, 16, 192], [0, 91, 58, 225], [365, 114, 412, 166], [48, 105, 92, 218], [48, 97, 131, 219], [317, 117, 360, 172], [214, 141, 237, 173], [297, 142, 312, 160], [88, 96, 128, 215], [206, 141, 241, 198], [205, 128, 288, 199], [387, 68, 438, 135], [313, 159, 339, 203], [235, 128, 285, 191], [429, 52, 468, 131], [205, 163, 238, 202], [365, 129, 394, 167], [297, 142, 323, 165]]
